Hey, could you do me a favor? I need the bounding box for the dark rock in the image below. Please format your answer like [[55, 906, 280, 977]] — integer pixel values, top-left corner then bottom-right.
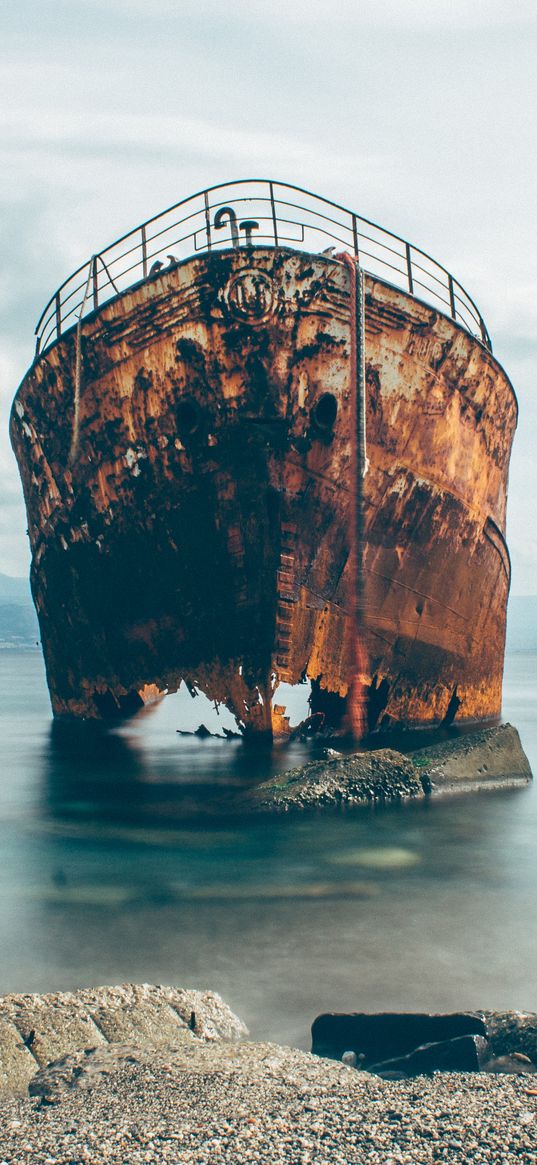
[[485, 1053, 537, 1075], [242, 724, 531, 814], [194, 724, 211, 738], [246, 749, 421, 813], [368, 1034, 489, 1077], [481, 1011, 537, 1063], [176, 723, 217, 738], [311, 1011, 487, 1065], [410, 724, 532, 794]]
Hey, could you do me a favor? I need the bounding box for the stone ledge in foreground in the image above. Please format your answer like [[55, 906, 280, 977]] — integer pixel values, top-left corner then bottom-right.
[[0, 983, 248, 1094], [16, 1012, 537, 1101], [2, 989, 537, 1101], [245, 723, 532, 812]]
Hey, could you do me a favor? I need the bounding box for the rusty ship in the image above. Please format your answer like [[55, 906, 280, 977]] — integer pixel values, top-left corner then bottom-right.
[[11, 180, 517, 739]]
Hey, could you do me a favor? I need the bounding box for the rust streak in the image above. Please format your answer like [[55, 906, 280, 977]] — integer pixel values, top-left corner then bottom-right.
[[11, 244, 517, 737]]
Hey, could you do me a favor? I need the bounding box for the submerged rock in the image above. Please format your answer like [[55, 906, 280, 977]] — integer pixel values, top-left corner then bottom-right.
[[410, 723, 532, 794], [245, 723, 532, 813], [331, 845, 420, 869], [245, 748, 421, 812]]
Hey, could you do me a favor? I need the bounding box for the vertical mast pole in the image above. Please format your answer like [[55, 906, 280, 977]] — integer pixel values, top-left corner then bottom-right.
[[339, 252, 368, 739]]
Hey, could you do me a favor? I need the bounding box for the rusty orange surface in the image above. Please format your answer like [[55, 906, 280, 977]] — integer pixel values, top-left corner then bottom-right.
[[11, 248, 517, 737]]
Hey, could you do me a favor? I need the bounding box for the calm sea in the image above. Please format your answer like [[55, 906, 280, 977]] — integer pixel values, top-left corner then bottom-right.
[[0, 644, 535, 1050]]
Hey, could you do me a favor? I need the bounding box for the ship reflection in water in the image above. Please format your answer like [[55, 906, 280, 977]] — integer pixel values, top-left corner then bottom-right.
[[0, 651, 536, 1050], [44, 683, 313, 828]]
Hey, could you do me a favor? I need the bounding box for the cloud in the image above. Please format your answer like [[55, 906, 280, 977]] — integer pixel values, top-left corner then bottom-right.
[[1, 0, 535, 588], [77, 0, 537, 31], [0, 107, 377, 177], [0, 360, 29, 577]]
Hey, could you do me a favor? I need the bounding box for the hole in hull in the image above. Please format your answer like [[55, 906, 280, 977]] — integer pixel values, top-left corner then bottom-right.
[[275, 681, 311, 726], [176, 398, 202, 439], [311, 392, 338, 433], [169, 684, 240, 737], [309, 678, 346, 732]]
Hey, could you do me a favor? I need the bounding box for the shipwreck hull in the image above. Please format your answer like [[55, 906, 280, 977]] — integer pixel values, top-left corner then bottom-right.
[[11, 245, 517, 736], [362, 277, 515, 730]]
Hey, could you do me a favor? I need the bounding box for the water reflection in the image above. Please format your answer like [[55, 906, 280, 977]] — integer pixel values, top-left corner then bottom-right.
[[43, 715, 272, 827], [0, 651, 536, 1048], [42, 681, 498, 831]]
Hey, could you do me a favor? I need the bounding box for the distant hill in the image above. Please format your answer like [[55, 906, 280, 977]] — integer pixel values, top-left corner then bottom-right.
[[0, 573, 39, 647], [0, 573, 32, 603]]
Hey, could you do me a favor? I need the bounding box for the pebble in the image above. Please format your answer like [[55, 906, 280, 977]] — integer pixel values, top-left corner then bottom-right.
[[0, 1039, 537, 1163]]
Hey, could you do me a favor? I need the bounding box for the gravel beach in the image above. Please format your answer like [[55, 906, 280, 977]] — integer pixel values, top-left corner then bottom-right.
[[1, 1037, 536, 1165]]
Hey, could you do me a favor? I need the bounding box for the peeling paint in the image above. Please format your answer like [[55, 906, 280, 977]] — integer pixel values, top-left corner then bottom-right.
[[10, 247, 516, 736]]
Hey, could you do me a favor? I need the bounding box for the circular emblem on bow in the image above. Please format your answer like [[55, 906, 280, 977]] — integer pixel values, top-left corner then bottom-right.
[[225, 270, 274, 323]]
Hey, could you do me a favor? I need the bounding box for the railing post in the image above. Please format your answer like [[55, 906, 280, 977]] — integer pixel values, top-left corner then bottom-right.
[[204, 191, 212, 251], [141, 225, 148, 278], [31, 185, 492, 361], [448, 274, 456, 320], [269, 181, 279, 246], [352, 214, 359, 259], [92, 257, 99, 310], [405, 243, 414, 295]]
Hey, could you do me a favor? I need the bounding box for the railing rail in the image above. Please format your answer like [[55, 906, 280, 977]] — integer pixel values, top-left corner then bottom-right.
[[34, 179, 492, 355]]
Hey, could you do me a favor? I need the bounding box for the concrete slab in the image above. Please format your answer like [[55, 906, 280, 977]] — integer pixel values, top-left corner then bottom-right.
[[0, 1017, 38, 1094]]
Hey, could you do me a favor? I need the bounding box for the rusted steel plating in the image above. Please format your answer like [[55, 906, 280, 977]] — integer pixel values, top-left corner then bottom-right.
[[12, 166, 517, 740], [11, 242, 516, 737]]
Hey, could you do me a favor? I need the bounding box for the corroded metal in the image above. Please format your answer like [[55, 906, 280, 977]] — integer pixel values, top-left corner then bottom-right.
[[11, 243, 517, 737], [361, 276, 515, 730], [33, 180, 491, 355]]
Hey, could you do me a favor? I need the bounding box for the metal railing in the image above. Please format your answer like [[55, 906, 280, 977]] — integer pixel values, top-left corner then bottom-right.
[[34, 179, 491, 355]]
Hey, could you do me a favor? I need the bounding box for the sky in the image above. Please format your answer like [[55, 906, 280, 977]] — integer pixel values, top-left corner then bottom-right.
[[1, 0, 536, 591]]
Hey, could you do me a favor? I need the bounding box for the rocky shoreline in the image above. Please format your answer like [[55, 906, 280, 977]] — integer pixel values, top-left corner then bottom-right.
[[1, 986, 537, 1163]]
